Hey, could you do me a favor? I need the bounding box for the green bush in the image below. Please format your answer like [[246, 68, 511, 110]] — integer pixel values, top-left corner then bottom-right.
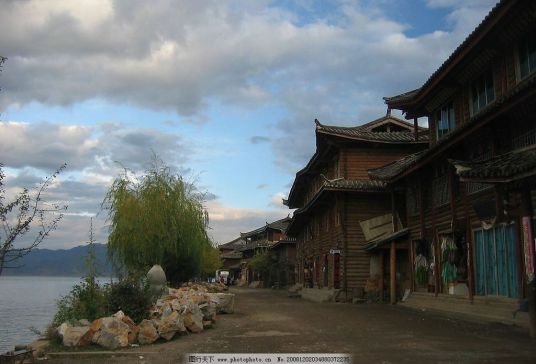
[[52, 276, 152, 328], [106, 277, 152, 324], [52, 278, 107, 328]]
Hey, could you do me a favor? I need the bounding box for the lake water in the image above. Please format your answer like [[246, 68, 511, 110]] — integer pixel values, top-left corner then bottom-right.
[[0, 276, 110, 353]]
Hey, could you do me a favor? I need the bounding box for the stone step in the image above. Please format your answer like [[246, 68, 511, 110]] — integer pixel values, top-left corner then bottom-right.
[[300, 288, 339, 303], [400, 292, 529, 328]]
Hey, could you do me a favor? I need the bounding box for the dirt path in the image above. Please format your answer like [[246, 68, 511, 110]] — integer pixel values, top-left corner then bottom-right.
[[50, 287, 536, 363]]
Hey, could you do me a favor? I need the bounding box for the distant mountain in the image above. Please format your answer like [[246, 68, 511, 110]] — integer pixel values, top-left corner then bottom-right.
[[3, 244, 113, 277]]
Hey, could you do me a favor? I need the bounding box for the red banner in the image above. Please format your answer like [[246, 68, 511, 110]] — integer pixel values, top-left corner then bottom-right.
[[522, 216, 535, 282]]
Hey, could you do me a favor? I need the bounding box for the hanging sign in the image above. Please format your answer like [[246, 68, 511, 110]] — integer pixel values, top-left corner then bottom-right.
[[330, 249, 341, 255], [522, 216, 535, 282]]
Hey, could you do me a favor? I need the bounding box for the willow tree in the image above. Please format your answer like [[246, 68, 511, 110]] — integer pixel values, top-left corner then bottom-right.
[[103, 162, 213, 284]]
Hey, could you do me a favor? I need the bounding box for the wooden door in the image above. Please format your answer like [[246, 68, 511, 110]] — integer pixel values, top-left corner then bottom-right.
[[474, 224, 518, 298]]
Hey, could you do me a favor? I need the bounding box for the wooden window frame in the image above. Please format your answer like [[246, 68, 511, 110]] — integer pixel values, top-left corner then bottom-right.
[[432, 166, 450, 207], [470, 70, 495, 115], [518, 36, 536, 81], [406, 183, 420, 216], [436, 101, 456, 140]]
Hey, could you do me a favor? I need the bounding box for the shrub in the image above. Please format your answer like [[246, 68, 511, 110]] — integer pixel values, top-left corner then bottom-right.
[[51, 278, 107, 328], [106, 277, 152, 324]]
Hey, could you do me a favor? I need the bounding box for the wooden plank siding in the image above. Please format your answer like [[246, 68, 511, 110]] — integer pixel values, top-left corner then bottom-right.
[[344, 193, 391, 290], [342, 148, 421, 180]]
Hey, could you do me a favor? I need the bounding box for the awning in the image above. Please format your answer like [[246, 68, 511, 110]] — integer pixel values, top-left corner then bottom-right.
[[365, 228, 409, 252]]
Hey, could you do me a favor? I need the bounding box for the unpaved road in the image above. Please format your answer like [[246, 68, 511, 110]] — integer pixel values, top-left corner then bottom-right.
[[50, 287, 536, 363]]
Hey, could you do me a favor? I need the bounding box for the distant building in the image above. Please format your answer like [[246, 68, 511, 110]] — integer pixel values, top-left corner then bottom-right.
[[218, 237, 246, 282], [220, 217, 295, 287]]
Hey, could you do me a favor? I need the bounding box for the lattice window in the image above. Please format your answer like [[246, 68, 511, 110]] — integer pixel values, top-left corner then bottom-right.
[[432, 175, 450, 207], [466, 182, 492, 195], [406, 183, 420, 216], [466, 150, 493, 195], [512, 128, 536, 150]]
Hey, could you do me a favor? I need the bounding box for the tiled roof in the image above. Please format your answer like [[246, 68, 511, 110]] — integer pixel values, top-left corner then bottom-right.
[[316, 123, 428, 143], [220, 251, 243, 259], [369, 72, 536, 182], [239, 240, 275, 252], [450, 148, 536, 182], [324, 178, 386, 191], [368, 151, 427, 181], [218, 237, 246, 250], [240, 216, 291, 239], [383, 89, 420, 105], [286, 178, 388, 235], [269, 238, 297, 250], [348, 115, 427, 131], [384, 0, 512, 109]]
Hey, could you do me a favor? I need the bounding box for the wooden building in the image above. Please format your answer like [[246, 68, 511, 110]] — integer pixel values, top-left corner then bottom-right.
[[238, 217, 292, 286], [269, 237, 297, 288], [218, 237, 246, 282], [285, 115, 428, 299], [368, 0, 536, 332]]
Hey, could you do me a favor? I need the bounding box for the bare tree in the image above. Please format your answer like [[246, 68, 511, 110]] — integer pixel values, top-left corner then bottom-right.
[[0, 163, 68, 275]]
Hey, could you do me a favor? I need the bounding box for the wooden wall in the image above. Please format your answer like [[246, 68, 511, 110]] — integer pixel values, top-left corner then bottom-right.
[[344, 193, 392, 290]]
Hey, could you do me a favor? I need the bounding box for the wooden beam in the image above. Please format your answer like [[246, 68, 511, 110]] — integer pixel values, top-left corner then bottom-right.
[[390, 241, 397, 304], [413, 118, 419, 141]]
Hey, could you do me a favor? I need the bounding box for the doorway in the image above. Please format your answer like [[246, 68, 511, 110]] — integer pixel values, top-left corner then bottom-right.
[[474, 224, 519, 298]]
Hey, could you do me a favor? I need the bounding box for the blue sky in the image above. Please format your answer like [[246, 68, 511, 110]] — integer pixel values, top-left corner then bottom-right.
[[0, 0, 498, 248]]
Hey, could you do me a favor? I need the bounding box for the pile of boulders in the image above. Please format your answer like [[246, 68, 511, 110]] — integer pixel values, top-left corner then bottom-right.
[[55, 283, 235, 349]]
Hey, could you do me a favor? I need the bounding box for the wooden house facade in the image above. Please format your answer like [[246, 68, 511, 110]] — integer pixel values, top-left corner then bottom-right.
[[218, 237, 246, 281], [285, 116, 428, 298], [369, 0, 536, 332], [238, 217, 292, 286]]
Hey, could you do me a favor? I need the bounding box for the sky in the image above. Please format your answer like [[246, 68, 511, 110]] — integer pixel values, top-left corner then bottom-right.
[[0, 0, 499, 249]]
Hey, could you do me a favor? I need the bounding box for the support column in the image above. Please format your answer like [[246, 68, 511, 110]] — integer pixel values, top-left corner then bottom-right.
[[390, 241, 397, 304], [413, 117, 419, 141], [379, 251, 384, 302]]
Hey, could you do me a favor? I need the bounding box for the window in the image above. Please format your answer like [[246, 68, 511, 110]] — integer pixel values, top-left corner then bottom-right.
[[436, 102, 456, 139], [519, 37, 536, 79], [432, 166, 450, 207], [406, 183, 420, 216], [471, 70, 495, 114]]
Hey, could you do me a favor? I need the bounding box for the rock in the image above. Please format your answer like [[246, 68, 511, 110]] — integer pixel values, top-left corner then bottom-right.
[[90, 318, 103, 331], [28, 339, 49, 358], [91, 317, 130, 349], [210, 293, 235, 314], [121, 315, 139, 344], [62, 326, 93, 347], [202, 320, 213, 329], [183, 303, 204, 333], [147, 264, 167, 299], [112, 310, 125, 320], [57, 322, 71, 338], [77, 319, 91, 326], [138, 320, 159, 345], [158, 311, 186, 340], [199, 302, 217, 322]]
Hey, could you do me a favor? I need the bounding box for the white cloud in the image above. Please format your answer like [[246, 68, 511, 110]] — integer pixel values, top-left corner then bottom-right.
[[0, 0, 501, 247], [205, 199, 289, 244]]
